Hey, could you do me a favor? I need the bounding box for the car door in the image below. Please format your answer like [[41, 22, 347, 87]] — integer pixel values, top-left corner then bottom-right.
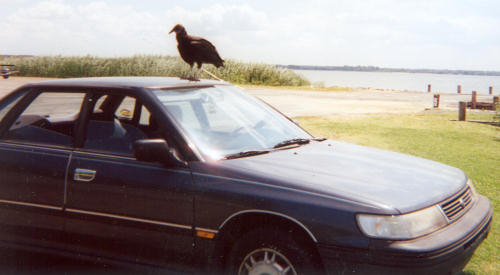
[[63, 93, 195, 268], [0, 90, 85, 250]]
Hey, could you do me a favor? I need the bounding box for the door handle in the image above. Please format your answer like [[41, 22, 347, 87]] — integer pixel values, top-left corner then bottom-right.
[[74, 168, 96, 182]]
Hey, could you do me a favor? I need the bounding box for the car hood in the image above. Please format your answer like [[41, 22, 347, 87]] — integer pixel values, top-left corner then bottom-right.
[[210, 140, 466, 213]]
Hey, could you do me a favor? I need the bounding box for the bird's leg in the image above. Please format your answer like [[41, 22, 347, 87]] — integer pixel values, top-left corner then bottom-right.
[[194, 64, 202, 81], [189, 65, 194, 80], [181, 65, 195, 80], [192, 66, 198, 81]]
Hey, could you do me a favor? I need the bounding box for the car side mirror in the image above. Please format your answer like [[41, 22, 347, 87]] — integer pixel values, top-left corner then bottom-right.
[[133, 139, 187, 167]]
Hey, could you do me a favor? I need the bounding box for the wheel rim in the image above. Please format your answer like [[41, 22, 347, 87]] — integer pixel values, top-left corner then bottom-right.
[[238, 248, 298, 275]]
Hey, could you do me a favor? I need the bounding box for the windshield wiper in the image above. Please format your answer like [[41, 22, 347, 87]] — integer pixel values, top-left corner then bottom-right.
[[273, 138, 311, 149], [224, 149, 270, 160]]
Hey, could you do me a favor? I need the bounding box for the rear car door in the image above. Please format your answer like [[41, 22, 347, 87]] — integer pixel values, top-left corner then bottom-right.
[[0, 90, 84, 250], [63, 93, 195, 268]]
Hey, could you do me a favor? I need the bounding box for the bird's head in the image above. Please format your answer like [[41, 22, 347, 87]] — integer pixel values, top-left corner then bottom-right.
[[169, 24, 186, 35]]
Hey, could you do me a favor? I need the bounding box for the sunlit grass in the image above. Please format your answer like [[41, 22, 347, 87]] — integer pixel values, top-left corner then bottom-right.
[[3, 55, 310, 86], [296, 112, 499, 274]]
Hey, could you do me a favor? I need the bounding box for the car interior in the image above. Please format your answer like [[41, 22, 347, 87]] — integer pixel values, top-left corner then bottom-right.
[[5, 92, 158, 155]]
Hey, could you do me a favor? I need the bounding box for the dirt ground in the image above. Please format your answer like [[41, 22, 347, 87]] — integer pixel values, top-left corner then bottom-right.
[[1, 77, 496, 118]]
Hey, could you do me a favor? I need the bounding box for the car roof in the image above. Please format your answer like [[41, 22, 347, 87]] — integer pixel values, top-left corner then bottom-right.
[[20, 77, 229, 91]]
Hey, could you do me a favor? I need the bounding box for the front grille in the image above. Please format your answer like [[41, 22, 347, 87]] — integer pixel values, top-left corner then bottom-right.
[[440, 186, 473, 221]]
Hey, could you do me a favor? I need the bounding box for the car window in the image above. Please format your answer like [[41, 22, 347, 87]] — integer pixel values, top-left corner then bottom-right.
[[83, 96, 155, 156], [0, 92, 27, 123], [115, 96, 135, 120], [153, 86, 311, 159], [3, 92, 85, 147], [93, 95, 108, 113], [139, 105, 151, 126], [163, 101, 202, 130]]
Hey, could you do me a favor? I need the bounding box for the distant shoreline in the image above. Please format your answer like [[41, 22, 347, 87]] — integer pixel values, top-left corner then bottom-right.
[[280, 65, 500, 77]]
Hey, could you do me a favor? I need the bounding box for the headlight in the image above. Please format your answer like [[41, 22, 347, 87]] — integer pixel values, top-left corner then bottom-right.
[[356, 205, 447, 240]]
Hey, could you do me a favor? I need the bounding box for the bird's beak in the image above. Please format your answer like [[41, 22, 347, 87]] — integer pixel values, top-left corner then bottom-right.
[[169, 28, 175, 34]]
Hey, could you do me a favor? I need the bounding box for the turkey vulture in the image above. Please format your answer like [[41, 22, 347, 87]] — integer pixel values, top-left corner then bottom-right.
[[169, 24, 224, 81]]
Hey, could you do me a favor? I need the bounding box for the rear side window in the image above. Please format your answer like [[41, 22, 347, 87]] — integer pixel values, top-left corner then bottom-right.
[[83, 96, 153, 156], [22, 93, 85, 117], [3, 92, 85, 147], [115, 96, 135, 120]]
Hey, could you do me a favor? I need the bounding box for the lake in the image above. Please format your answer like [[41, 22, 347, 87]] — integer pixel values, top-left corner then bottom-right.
[[293, 69, 500, 95]]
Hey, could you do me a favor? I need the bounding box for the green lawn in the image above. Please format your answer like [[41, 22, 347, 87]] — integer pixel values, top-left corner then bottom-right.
[[296, 113, 499, 274]]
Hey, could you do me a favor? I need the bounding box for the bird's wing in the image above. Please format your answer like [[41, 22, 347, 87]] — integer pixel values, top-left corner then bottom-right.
[[186, 35, 224, 67], [190, 38, 218, 52]]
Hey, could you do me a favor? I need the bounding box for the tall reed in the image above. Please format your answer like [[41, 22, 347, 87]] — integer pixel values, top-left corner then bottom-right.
[[4, 55, 310, 86]]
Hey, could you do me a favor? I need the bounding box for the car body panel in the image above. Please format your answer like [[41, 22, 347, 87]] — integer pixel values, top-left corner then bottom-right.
[[318, 196, 492, 275], [64, 134, 195, 266], [193, 140, 466, 214], [0, 142, 68, 250]]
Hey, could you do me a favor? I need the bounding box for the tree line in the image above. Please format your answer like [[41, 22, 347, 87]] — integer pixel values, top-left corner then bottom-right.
[[280, 65, 500, 76]]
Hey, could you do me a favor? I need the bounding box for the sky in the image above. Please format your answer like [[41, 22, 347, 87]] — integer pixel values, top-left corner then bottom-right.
[[1, 0, 499, 71]]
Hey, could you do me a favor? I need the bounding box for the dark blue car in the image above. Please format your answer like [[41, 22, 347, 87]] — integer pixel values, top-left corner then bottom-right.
[[0, 77, 492, 274]]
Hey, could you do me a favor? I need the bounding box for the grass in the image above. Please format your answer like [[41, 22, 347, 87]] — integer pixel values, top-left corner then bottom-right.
[[2, 55, 310, 86], [296, 112, 499, 274]]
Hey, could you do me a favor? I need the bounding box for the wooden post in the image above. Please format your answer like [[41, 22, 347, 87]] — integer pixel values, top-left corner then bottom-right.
[[433, 94, 440, 108], [489, 86, 493, 95], [427, 84, 431, 93], [457, 85, 462, 94], [494, 96, 499, 105], [459, 102, 467, 121], [471, 91, 477, 109]]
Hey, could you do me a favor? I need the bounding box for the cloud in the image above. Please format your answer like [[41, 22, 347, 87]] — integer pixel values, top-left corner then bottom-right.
[[0, 1, 271, 59], [162, 4, 270, 60], [1, 0, 167, 56], [1, 0, 500, 70]]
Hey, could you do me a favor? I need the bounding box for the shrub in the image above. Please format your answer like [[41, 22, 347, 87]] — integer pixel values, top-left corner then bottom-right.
[[4, 55, 310, 86]]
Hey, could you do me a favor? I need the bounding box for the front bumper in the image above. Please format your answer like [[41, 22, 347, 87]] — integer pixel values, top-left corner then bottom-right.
[[319, 195, 493, 275]]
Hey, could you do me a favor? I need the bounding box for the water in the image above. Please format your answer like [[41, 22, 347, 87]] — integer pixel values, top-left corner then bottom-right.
[[294, 69, 500, 95]]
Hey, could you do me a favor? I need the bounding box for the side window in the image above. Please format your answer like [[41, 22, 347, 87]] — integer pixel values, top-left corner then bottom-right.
[[0, 92, 27, 123], [3, 92, 85, 147], [83, 96, 159, 156], [115, 96, 135, 120], [139, 105, 151, 126]]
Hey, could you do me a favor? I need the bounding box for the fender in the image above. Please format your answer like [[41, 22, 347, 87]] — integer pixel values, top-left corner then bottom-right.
[[218, 209, 318, 243]]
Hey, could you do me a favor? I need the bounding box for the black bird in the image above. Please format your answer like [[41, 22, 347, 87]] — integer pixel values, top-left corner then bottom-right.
[[169, 24, 224, 81]]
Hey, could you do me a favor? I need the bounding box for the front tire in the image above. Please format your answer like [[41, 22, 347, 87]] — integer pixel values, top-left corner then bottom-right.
[[226, 228, 322, 275]]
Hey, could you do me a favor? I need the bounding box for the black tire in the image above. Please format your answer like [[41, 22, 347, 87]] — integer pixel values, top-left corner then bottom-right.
[[2, 75, 8, 79], [225, 227, 323, 275]]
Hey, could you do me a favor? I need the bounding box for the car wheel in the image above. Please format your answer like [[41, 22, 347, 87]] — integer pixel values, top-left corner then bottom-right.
[[226, 228, 320, 275]]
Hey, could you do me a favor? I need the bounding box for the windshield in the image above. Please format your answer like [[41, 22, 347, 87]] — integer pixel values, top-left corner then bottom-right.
[[153, 85, 311, 160]]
